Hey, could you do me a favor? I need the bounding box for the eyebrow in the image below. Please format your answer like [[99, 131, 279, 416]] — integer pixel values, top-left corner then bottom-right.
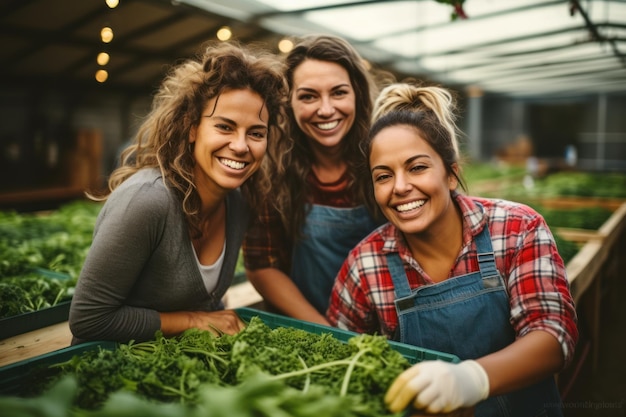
[[295, 83, 351, 93], [371, 154, 430, 172], [205, 115, 267, 130]]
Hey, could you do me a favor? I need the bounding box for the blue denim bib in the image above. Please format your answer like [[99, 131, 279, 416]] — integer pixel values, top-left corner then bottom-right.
[[387, 223, 563, 417], [291, 204, 378, 314]]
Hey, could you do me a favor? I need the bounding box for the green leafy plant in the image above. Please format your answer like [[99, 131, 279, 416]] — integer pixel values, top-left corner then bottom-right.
[[21, 317, 411, 416], [0, 271, 75, 318], [0, 201, 102, 278]]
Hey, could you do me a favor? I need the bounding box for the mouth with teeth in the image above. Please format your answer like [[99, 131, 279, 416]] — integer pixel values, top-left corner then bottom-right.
[[395, 200, 426, 213], [314, 120, 339, 131], [219, 157, 247, 170]]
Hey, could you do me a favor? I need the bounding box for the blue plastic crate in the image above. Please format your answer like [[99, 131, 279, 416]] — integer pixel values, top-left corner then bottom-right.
[[0, 341, 116, 396], [0, 307, 459, 398], [0, 268, 74, 340]]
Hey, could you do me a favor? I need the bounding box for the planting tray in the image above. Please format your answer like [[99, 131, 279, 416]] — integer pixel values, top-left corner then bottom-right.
[[0, 308, 459, 397], [0, 341, 117, 397], [0, 269, 74, 340]]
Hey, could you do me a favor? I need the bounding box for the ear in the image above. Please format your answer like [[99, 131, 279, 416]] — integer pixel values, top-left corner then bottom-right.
[[189, 125, 197, 144], [448, 163, 460, 190]]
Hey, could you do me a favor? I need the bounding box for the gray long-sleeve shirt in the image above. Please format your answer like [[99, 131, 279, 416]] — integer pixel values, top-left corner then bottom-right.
[[69, 168, 248, 344]]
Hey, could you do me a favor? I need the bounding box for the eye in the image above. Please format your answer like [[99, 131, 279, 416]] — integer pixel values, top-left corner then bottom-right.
[[409, 164, 427, 173], [215, 123, 233, 132], [373, 172, 392, 183], [332, 89, 349, 98], [248, 130, 268, 140], [297, 93, 316, 102]]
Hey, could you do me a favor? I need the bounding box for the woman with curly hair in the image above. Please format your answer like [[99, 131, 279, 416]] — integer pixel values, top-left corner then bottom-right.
[[243, 34, 388, 324], [69, 41, 287, 344]]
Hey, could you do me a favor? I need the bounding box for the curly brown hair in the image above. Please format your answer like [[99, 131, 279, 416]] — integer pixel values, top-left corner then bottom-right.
[[94, 41, 288, 236]]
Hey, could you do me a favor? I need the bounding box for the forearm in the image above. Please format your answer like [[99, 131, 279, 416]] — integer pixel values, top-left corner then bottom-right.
[[70, 261, 159, 343], [159, 311, 195, 337], [159, 310, 245, 336], [385, 330, 564, 414], [477, 330, 564, 396], [69, 299, 160, 343], [246, 268, 330, 325]]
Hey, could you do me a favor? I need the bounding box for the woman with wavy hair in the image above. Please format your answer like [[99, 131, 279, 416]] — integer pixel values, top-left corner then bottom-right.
[[243, 34, 388, 324], [69, 41, 287, 344]]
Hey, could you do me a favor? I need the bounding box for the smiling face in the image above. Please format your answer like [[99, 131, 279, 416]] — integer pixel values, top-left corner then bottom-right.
[[290, 59, 356, 153], [370, 124, 459, 236], [189, 88, 268, 197]]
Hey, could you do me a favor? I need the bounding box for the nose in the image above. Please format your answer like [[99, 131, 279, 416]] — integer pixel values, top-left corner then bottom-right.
[[229, 130, 248, 153], [393, 173, 412, 194], [317, 97, 335, 117]]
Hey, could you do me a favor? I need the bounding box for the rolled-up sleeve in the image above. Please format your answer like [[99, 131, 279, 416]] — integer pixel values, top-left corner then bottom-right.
[[243, 202, 291, 274], [508, 217, 579, 367]]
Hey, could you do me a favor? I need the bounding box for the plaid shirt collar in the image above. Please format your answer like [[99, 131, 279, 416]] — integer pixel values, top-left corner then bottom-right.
[[379, 191, 489, 255]]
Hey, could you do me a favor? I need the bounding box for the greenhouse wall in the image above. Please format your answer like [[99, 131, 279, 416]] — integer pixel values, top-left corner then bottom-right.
[[477, 92, 626, 173]]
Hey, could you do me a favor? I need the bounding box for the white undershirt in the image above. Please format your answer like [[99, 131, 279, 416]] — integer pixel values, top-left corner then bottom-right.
[[191, 241, 225, 294]]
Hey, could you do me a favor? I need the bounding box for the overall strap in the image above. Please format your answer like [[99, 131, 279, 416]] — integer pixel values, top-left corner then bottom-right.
[[474, 225, 499, 281], [473, 203, 502, 289], [386, 253, 411, 298]]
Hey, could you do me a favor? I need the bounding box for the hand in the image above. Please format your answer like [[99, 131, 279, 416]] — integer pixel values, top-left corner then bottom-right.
[[385, 360, 489, 414], [188, 310, 247, 335]]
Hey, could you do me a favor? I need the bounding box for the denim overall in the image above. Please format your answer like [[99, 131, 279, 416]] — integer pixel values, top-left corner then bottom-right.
[[387, 225, 563, 417], [291, 204, 378, 314]]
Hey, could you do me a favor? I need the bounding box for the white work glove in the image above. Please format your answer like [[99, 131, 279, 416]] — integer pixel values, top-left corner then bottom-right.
[[385, 359, 490, 414]]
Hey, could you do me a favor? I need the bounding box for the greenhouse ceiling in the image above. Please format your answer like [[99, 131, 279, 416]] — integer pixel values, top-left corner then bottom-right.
[[181, 0, 626, 98], [1, 0, 623, 99]]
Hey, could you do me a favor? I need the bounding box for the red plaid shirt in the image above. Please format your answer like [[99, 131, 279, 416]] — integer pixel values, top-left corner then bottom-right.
[[326, 192, 579, 365], [243, 171, 354, 273]]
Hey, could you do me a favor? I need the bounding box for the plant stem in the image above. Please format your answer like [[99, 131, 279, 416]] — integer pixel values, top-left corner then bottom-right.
[[269, 357, 372, 383], [340, 348, 371, 396]]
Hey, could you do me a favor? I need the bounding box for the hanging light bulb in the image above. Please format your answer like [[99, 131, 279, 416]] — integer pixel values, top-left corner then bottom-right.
[[105, 0, 119, 8], [216, 26, 232, 41], [278, 38, 294, 53], [101, 27, 114, 43], [95, 69, 109, 83], [97, 52, 110, 66]]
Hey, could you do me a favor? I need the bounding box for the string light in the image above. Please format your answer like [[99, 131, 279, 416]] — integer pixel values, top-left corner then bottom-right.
[[97, 52, 110, 66], [278, 38, 293, 53], [216, 26, 232, 41], [98, 2, 116, 84], [101, 27, 114, 43], [95, 69, 109, 83]]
